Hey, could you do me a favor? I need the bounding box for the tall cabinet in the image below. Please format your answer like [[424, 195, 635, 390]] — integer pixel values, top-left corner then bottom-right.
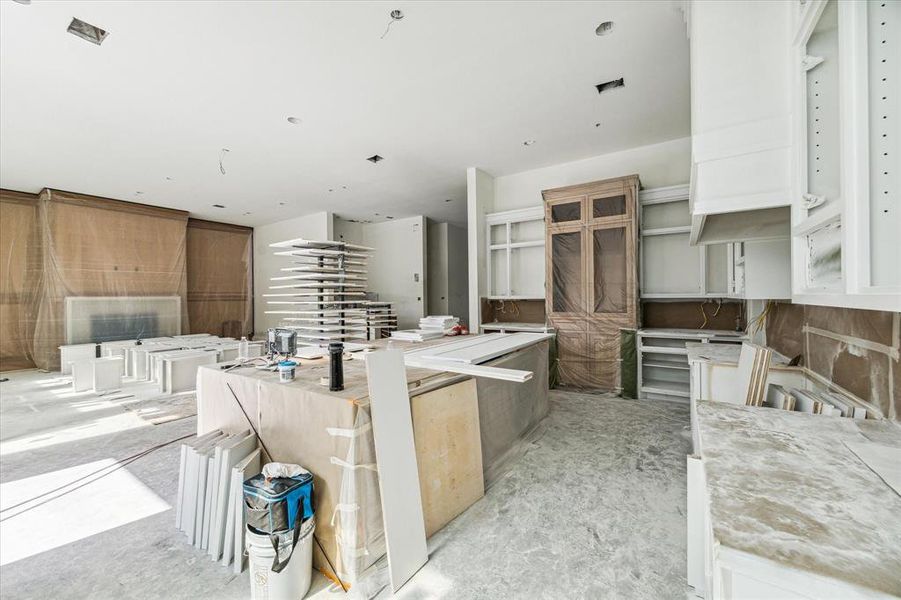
[[543, 175, 640, 390]]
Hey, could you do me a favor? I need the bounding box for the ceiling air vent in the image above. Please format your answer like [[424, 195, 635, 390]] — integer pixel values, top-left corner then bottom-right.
[[67, 17, 109, 46], [366, 154, 384, 163], [595, 78, 624, 94]]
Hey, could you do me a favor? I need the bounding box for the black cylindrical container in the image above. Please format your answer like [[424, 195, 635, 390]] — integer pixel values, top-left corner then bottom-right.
[[329, 342, 344, 391]]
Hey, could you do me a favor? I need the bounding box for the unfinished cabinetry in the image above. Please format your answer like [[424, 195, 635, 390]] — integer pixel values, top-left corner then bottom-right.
[[640, 185, 730, 298], [543, 175, 639, 390], [790, 0, 901, 311], [485, 206, 545, 300]]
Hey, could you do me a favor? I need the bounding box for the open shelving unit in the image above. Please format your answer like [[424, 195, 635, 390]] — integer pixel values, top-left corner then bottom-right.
[[637, 328, 746, 403], [485, 206, 545, 300]]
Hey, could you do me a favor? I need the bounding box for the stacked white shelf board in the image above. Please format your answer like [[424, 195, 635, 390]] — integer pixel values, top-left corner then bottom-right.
[[265, 238, 374, 345], [176, 430, 260, 572]]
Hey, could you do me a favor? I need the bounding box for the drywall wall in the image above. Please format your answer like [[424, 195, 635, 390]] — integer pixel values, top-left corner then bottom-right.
[[468, 138, 691, 328], [766, 303, 901, 421], [427, 221, 469, 325], [361, 217, 427, 329], [333, 216, 429, 329], [427, 221, 449, 316], [467, 168, 495, 329], [445, 222, 469, 325], [253, 211, 332, 336], [493, 137, 690, 212]]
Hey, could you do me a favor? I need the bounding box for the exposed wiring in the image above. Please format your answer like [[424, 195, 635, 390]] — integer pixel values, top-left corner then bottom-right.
[[380, 9, 404, 39], [747, 300, 776, 336], [219, 148, 230, 175], [698, 302, 708, 329]]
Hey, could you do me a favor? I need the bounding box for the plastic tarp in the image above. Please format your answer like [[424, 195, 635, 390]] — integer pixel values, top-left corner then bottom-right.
[[549, 226, 634, 390], [0, 190, 41, 370], [0, 189, 253, 371], [186, 218, 253, 339], [196, 338, 551, 596]]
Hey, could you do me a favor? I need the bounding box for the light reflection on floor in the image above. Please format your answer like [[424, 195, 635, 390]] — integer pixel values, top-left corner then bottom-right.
[[0, 459, 170, 566]]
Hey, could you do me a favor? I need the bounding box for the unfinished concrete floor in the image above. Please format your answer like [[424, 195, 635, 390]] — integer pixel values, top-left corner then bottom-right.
[[0, 371, 691, 599]]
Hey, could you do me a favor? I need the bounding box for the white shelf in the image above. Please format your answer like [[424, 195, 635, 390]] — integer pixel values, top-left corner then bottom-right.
[[641, 379, 691, 398], [643, 361, 690, 371]]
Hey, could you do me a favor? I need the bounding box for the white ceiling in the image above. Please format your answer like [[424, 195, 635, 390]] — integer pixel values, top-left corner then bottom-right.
[[0, 1, 689, 227]]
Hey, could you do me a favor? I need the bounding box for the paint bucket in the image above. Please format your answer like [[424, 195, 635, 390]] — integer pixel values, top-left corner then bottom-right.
[[246, 519, 315, 600], [277, 361, 297, 383]]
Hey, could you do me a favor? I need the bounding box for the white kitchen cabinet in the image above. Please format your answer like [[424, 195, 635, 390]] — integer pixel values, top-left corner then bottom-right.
[[726, 240, 792, 300], [687, 0, 793, 245], [485, 206, 545, 300], [640, 185, 730, 299], [791, 0, 901, 311]]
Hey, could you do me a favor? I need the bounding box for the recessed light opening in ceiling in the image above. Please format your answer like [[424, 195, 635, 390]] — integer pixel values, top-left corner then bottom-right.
[[595, 78, 625, 94], [287, 117, 302, 125], [366, 154, 384, 163], [595, 21, 614, 36], [67, 17, 109, 45], [523, 139, 536, 146], [212, 204, 225, 208]]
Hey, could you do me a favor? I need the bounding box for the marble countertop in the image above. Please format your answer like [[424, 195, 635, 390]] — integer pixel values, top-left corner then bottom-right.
[[637, 328, 746, 339], [685, 342, 791, 366], [696, 401, 901, 596]]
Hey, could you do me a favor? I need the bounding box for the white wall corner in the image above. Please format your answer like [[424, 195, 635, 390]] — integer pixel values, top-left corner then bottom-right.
[[467, 167, 495, 330]]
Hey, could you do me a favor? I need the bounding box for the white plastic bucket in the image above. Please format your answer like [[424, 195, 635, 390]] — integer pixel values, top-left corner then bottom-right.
[[246, 519, 315, 600]]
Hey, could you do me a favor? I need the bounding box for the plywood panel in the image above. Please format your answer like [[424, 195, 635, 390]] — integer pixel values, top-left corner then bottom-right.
[[412, 379, 484, 537]]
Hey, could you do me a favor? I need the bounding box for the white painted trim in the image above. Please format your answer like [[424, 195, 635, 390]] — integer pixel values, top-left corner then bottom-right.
[[641, 225, 692, 237], [639, 184, 690, 205], [691, 115, 793, 164], [364, 349, 428, 592], [485, 205, 544, 225]]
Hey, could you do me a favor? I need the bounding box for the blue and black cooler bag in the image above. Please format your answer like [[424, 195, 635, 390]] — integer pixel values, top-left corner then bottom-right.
[[243, 472, 314, 572]]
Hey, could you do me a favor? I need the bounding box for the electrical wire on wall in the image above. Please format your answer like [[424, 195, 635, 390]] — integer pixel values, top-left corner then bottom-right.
[[747, 300, 776, 337], [380, 9, 404, 39], [219, 148, 230, 175]]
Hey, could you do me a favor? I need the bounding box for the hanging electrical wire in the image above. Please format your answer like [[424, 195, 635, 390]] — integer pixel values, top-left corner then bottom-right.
[[219, 148, 230, 175], [380, 9, 404, 39]]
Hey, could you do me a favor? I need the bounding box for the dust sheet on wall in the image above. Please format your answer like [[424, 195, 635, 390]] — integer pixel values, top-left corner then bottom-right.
[[0, 189, 253, 371]]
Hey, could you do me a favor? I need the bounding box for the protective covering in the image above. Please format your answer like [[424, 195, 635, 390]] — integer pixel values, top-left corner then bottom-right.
[[31, 189, 188, 370], [186, 218, 253, 339], [0, 188, 253, 371], [0, 190, 41, 370], [196, 337, 551, 596], [543, 175, 640, 391]]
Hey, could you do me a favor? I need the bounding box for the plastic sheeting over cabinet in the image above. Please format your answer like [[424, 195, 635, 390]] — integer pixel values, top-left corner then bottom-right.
[[543, 175, 640, 390]]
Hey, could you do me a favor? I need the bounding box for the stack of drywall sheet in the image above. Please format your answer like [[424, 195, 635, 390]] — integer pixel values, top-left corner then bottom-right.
[[390, 329, 446, 342], [419, 315, 459, 331], [765, 383, 866, 418], [176, 430, 260, 571], [265, 238, 374, 343]]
